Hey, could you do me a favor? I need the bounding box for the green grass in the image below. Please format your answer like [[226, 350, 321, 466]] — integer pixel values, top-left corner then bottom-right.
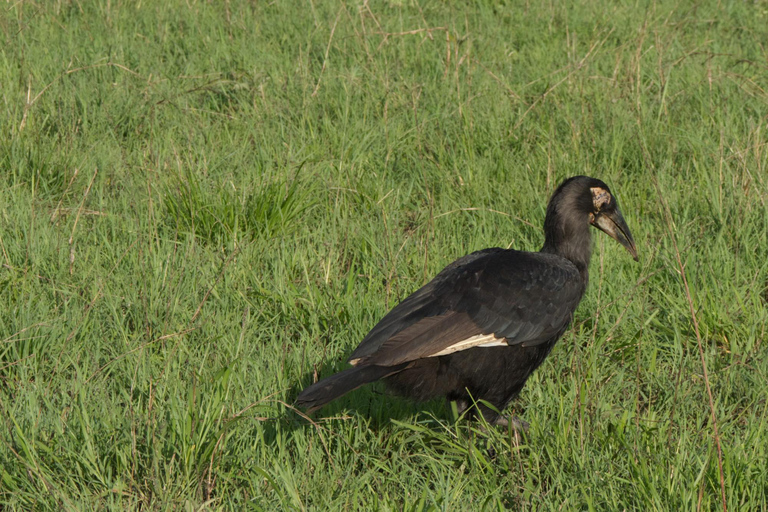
[[1, 0, 768, 509]]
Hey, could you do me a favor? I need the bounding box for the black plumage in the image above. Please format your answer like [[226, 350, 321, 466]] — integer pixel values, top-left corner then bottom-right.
[[296, 176, 638, 427]]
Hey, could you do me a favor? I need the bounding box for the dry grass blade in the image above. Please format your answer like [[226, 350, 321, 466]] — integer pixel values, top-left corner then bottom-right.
[[311, 7, 343, 97], [650, 172, 728, 512], [3, 1, 767, 508]]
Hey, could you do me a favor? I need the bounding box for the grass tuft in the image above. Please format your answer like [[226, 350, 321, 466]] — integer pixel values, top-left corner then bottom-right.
[[1, 0, 767, 509]]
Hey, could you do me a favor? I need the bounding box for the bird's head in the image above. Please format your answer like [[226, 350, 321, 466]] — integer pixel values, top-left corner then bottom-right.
[[546, 176, 639, 262], [585, 180, 638, 261]]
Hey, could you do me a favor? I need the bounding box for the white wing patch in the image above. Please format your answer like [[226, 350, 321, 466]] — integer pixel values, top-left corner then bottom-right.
[[427, 332, 507, 357]]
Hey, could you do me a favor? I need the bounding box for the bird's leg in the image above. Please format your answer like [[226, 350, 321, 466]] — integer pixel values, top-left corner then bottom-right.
[[479, 406, 529, 433], [491, 415, 508, 427], [449, 398, 472, 423], [452, 398, 529, 433], [506, 416, 530, 433]]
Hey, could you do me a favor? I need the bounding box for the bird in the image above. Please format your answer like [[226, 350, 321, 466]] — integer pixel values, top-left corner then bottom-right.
[[296, 176, 638, 429]]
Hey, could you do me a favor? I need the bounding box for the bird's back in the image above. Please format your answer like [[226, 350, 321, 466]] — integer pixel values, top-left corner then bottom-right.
[[349, 248, 586, 367]]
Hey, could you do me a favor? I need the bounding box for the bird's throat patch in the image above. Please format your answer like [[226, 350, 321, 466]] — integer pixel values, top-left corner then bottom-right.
[[590, 187, 611, 210]]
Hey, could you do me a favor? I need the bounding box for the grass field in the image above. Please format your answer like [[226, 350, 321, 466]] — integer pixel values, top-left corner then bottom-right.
[[2, 0, 768, 509]]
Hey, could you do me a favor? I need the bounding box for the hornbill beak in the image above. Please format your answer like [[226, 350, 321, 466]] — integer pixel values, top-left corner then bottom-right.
[[592, 208, 638, 261]]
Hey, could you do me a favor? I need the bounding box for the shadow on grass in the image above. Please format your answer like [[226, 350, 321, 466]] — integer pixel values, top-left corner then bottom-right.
[[285, 364, 530, 435], [285, 364, 456, 429]]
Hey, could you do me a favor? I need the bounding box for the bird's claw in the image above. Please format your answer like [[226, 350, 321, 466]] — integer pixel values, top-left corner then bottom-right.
[[493, 415, 529, 434]]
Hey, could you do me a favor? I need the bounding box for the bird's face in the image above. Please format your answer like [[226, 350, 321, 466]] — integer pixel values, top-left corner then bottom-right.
[[588, 185, 639, 261]]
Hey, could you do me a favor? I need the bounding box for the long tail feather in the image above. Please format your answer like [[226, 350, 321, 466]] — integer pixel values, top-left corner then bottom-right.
[[295, 364, 406, 413]]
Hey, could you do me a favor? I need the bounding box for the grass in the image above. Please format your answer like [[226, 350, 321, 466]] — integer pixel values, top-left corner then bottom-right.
[[1, 0, 767, 509]]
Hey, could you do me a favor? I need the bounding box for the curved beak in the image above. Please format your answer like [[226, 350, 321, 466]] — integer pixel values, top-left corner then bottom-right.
[[592, 208, 638, 261]]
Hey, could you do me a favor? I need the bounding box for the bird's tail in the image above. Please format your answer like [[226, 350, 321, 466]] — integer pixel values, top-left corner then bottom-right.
[[295, 364, 406, 413]]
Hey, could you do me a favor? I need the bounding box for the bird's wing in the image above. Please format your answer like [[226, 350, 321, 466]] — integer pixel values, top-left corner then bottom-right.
[[348, 249, 584, 367], [348, 248, 504, 362]]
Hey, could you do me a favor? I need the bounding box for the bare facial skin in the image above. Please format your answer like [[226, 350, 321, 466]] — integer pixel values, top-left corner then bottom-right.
[[590, 186, 612, 210]]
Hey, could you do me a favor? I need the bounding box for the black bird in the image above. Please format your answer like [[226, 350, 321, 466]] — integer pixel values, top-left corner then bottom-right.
[[296, 176, 637, 428]]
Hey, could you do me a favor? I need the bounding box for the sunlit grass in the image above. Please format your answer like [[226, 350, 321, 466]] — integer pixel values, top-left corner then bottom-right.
[[1, 1, 767, 509]]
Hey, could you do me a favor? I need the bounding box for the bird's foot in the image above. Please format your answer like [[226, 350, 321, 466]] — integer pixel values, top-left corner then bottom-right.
[[493, 415, 529, 433], [450, 399, 529, 433]]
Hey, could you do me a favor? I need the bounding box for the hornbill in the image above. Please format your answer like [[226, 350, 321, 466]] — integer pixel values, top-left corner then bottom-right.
[[296, 176, 638, 428]]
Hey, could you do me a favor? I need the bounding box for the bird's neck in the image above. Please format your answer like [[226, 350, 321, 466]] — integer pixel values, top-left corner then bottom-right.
[[540, 214, 592, 286]]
